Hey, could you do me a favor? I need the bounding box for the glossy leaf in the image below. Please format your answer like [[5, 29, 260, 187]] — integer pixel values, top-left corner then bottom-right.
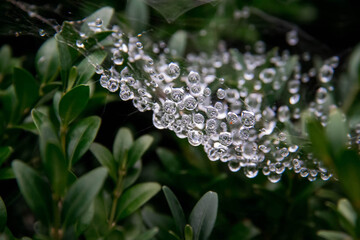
[[134, 227, 159, 240], [0, 196, 6, 232], [44, 143, 67, 196], [90, 143, 117, 181], [338, 199, 357, 227], [127, 135, 153, 168], [80, 7, 114, 36], [317, 230, 352, 240], [75, 202, 95, 236], [168, 30, 187, 57], [126, 0, 149, 33], [13, 67, 39, 111], [66, 116, 101, 165], [59, 85, 90, 125], [67, 66, 78, 92], [76, 50, 107, 85], [35, 37, 59, 83], [55, 22, 80, 87], [0, 146, 12, 167], [163, 186, 186, 238], [326, 109, 348, 157], [306, 116, 332, 167], [113, 127, 133, 163], [116, 182, 161, 220], [62, 167, 107, 228], [335, 150, 360, 213], [189, 191, 218, 240], [185, 224, 194, 240], [12, 160, 53, 226]]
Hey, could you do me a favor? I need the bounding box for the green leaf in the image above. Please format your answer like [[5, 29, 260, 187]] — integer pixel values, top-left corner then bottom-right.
[[335, 150, 360, 213], [76, 50, 107, 85], [59, 85, 90, 125], [0, 45, 11, 73], [80, 7, 115, 36], [0, 146, 13, 167], [126, 0, 149, 33], [162, 186, 186, 238], [326, 109, 348, 157], [113, 127, 133, 163], [36, 37, 59, 83], [66, 116, 101, 165], [0, 167, 15, 180], [134, 227, 159, 240], [62, 167, 107, 228], [317, 230, 352, 240], [156, 148, 181, 173], [75, 202, 95, 236], [123, 161, 142, 189], [0, 196, 7, 232], [127, 135, 153, 168], [189, 191, 218, 240], [116, 182, 161, 220], [55, 22, 81, 87], [90, 143, 117, 181], [66, 66, 78, 92], [168, 30, 187, 57], [338, 198, 357, 227], [12, 160, 53, 226], [305, 116, 332, 167], [13, 67, 39, 111], [44, 143, 67, 196], [184, 224, 194, 240]]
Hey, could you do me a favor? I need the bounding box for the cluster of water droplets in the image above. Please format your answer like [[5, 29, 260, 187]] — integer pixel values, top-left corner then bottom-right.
[[63, 12, 360, 183]]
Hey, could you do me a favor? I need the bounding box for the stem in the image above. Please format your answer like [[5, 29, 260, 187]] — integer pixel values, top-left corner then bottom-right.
[[108, 152, 128, 229], [60, 124, 68, 167], [51, 197, 63, 240]]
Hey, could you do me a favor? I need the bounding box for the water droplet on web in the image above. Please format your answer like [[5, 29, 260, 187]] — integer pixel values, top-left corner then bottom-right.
[[187, 71, 200, 85], [95, 65, 103, 74], [289, 94, 300, 105], [316, 87, 328, 104], [188, 130, 203, 146], [244, 164, 258, 178], [95, 18, 103, 27], [286, 30, 298, 46], [278, 106, 290, 122], [241, 111, 255, 128], [217, 88, 226, 99], [228, 159, 241, 172], [76, 40, 85, 48], [268, 172, 281, 183], [259, 68, 276, 83], [319, 65, 333, 83], [288, 79, 300, 94], [167, 62, 181, 79], [38, 29, 46, 37], [136, 41, 143, 49]]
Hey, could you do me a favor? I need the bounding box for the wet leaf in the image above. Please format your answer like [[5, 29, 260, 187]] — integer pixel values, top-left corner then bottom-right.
[[80, 7, 114, 36], [76, 50, 107, 85]]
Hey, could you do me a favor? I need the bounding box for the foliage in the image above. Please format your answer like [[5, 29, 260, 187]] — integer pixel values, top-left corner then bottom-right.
[[0, 0, 360, 240]]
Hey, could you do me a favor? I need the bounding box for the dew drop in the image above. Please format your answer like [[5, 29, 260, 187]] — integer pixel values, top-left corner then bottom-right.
[[319, 65, 334, 83], [38, 29, 46, 37], [286, 30, 298, 46], [316, 87, 328, 104]]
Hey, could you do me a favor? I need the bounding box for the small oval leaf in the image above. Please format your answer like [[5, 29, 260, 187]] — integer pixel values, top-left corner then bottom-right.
[[90, 143, 117, 181], [62, 167, 107, 228], [113, 127, 133, 163], [12, 160, 53, 226], [163, 186, 186, 238], [66, 116, 101, 165], [116, 182, 161, 220], [127, 135, 153, 168], [189, 191, 218, 240], [59, 85, 89, 125]]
